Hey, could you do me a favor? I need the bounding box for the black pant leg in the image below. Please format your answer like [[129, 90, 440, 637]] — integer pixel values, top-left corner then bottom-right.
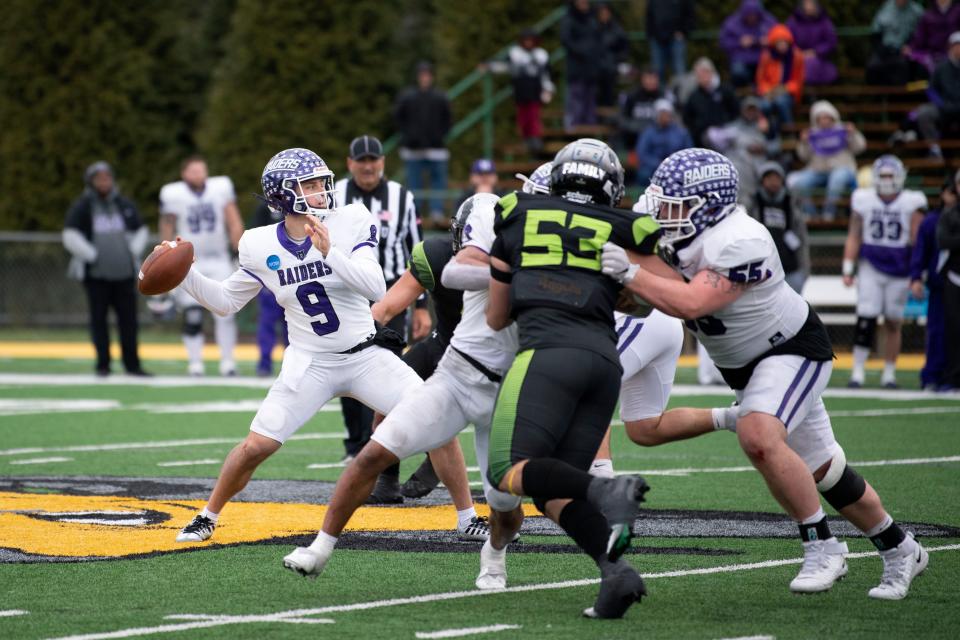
[[111, 278, 142, 372], [84, 279, 112, 372], [341, 397, 374, 456], [943, 279, 960, 386]]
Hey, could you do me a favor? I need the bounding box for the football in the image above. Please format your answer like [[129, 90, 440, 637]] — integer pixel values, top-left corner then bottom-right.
[[137, 240, 194, 295]]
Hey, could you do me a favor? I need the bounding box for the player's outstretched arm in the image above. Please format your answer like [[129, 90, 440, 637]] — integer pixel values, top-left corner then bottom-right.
[[441, 246, 490, 291], [371, 271, 426, 326], [179, 265, 261, 317]]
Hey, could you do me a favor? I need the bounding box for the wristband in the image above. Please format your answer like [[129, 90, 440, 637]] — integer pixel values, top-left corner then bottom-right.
[[842, 259, 855, 278]]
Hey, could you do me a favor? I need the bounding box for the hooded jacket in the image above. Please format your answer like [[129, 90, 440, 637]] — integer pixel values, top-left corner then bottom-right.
[[909, 1, 960, 65], [872, 0, 924, 50], [720, 0, 777, 66], [560, 2, 601, 82], [63, 162, 146, 281], [796, 101, 867, 173], [756, 24, 805, 103], [646, 0, 695, 45], [786, 2, 838, 85]]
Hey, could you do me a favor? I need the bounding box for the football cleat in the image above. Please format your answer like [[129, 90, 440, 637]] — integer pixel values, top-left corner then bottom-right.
[[475, 539, 507, 590], [583, 560, 646, 619], [789, 538, 849, 593], [187, 362, 205, 377], [458, 516, 491, 542], [846, 379, 863, 389], [869, 533, 928, 600], [283, 547, 330, 579], [400, 457, 440, 498], [587, 475, 649, 560], [175, 514, 215, 543], [882, 380, 899, 390]]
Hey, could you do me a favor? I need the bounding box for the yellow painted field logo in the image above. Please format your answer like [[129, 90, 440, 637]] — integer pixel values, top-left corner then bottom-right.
[[0, 491, 538, 561]]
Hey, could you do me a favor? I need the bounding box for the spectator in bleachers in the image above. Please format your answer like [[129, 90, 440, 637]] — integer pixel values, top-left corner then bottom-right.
[[636, 99, 692, 186], [916, 31, 960, 159], [456, 159, 502, 209], [907, 0, 960, 75], [756, 24, 805, 137], [786, 0, 838, 86], [486, 29, 555, 158], [750, 162, 809, 294], [645, 0, 694, 82], [595, 3, 628, 108], [683, 57, 740, 147], [937, 168, 960, 390], [706, 96, 774, 152], [63, 161, 150, 377], [618, 67, 671, 151], [395, 61, 451, 223], [720, 0, 776, 88], [787, 100, 866, 220], [560, 0, 601, 128], [728, 129, 769, 204], [866, 0, 924, 85], [910, 178, 955, 389]]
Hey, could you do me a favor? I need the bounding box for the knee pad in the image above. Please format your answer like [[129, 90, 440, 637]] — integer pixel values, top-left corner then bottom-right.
[[853, 316, 877, 349], [183, 307, 204, 336], [485, 486, 522, 513], [816, 449, 866, 510]]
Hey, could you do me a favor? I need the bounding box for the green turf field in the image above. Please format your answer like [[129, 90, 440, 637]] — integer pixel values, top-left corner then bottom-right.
[[1, 366, 959, 639]]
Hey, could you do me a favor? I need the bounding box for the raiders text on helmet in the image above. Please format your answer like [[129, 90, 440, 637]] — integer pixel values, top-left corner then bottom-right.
[[261, 148, 337, 217]]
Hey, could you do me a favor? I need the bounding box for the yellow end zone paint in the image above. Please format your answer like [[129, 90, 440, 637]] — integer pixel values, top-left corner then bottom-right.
[[0, 342, 926, 370], [0, 492, 542, 559]]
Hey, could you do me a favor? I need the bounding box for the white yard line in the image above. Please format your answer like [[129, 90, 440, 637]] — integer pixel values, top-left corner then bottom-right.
[[0, 610, 29, 617], [0, 374, 276, 389], [156, 459, 221, 468], [9, 457, 73, 465], [0, 399, 120, 417], [617, 455, 960, 478], [45, 544, 960, 640], [669, 384, 960, 402], [828, 406, 960, 417], [0, 432, 341, 457], [714, 636, 775, 640], [415, 624, 521, 639], [306, 462, 347, 470]]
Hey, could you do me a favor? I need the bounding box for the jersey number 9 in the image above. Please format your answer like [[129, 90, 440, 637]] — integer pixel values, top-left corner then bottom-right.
[[296, 282, 340, 337]]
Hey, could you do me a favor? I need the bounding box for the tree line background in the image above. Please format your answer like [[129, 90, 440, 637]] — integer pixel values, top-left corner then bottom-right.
[[0, 0, 876, 231]]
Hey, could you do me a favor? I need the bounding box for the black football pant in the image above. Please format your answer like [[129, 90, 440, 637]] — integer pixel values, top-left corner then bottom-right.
[[84, 277, 142, 373]]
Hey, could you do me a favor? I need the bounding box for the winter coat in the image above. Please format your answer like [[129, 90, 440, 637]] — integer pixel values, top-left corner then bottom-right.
[[560, 4, 601, 83], [931, 56, 960, 116], [63, 188, 145, 282], [911, 209, 944, 289], [720, 0, 777, 66], [502, 45, 554, 104], [394, 86, 452, 150], [597, 18, 629, 77], [872, 0, 924, 50], [756, 25, 805, 103], [786, 5, 838, 85], [646, 0, 695, 45], [795, 101, 867, 173], [619, 87, 668, 148], [937, 203, 960, 276], [636, 122, 693, 177], [683, 82, 740, 146], [909, 2, 960, 67]]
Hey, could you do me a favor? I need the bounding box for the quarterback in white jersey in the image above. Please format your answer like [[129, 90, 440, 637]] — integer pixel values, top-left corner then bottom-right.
[[159, 157, 245, 376], [282, 192, 524, 584], [843, 155, 926, 388], [604, 148, 928, 601], [168, 148, 422, 545]]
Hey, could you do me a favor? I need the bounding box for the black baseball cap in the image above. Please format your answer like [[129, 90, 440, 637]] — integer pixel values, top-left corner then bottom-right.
[[349, 135, 384, 160]]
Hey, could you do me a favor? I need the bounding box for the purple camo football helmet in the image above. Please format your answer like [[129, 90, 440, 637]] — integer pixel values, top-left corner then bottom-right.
[[646, 147, 739, 246], [516, 162, 552, 194], [872, 154, 906, 197], [261, 148, 336, 216]]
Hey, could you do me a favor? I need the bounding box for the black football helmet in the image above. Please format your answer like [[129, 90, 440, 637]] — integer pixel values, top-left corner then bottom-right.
[[549, 138, 625, 206], [451, 192, 500, 252]]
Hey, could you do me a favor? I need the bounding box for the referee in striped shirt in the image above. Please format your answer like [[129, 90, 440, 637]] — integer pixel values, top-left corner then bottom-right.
[[335, 135, 432, 462]]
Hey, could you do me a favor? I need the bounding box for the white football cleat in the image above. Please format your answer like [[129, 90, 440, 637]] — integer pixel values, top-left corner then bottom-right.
[[187, 362, 205, 377], [175, 514, 215, 542], [790, 538, 849, 593], [869, 533, 929, 600], [458, 515, 491, 542], [283, 547, 330, 579], [475, 540, 507, 590]]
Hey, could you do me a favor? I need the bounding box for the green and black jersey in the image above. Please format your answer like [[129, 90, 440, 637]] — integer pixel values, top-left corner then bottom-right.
[[407, 237, 463, 344], [490, 191, 660, 363]]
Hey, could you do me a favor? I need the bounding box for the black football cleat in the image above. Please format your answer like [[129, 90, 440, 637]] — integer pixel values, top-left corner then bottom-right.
[[583, 560, 647, 619]]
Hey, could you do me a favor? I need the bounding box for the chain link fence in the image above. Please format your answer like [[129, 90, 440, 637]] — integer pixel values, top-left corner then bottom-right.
[[0, 231, 924, 353]]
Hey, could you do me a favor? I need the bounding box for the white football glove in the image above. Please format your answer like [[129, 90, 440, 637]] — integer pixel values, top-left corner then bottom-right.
[[601, 242, 639, 285]]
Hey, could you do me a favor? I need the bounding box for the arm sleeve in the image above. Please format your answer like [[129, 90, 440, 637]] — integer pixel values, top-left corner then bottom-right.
[[324, 246, 386, 302], [464, 205, 497, 253], [62, 228, 98, 263], [179, 267, 261, 317], [910, 219, 930, 281], [441, 261, 490, 291]]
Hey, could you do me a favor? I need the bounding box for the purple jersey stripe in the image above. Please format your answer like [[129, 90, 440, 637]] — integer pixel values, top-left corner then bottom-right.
[[352, 241, 377, 253], [275, 221, 312, 260], [775, 359, 811, 422], [241, 268, 266, 287], [616, 317, 634, 338], [618, 322, 644, 355], [784, 360, 825, 427]]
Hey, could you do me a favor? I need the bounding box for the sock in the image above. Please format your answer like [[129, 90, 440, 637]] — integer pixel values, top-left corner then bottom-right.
[[457, 507, 478, 529], [183, 334, 204, 368], [307, 530, 338, 555], [852, 346, 869, 381], [557, 499, 610, 566], [589, 459, 615, 479], [882, 361, 897, 384], [200, 507, 219, 523], [712, 405, 738, 431], [521, 458, 594, 501], [866, 514, 907, 552], [213, 314, 237, 370], [383, 462, 400, 480], [797, 507, 832, 543]]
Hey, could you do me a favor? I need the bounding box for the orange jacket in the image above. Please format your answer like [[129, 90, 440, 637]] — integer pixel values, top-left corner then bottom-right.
[[756, 24, 805, 103]]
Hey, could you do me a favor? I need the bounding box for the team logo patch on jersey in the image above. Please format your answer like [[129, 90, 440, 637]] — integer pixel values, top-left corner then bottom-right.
[[266, 255, 281, 271]]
